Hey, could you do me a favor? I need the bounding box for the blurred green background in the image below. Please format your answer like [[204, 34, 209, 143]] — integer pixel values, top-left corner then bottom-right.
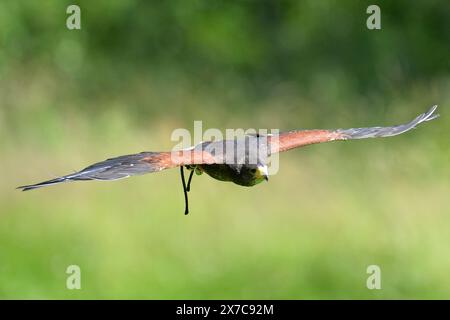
[[0, 0, 449, 299]]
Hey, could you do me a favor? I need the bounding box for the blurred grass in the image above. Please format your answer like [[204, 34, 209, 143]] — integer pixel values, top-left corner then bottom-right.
[[1, 81, 449, 299], [0, 0, 449, 299]]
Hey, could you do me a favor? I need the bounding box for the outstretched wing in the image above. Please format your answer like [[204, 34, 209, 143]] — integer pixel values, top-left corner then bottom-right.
[[18, 150, 216, 191], [270, 105, 439, 153]]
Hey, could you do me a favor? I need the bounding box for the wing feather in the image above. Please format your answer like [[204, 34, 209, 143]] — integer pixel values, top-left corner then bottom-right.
[[270, 105, 438, 153], [17, 150, 216, 191]]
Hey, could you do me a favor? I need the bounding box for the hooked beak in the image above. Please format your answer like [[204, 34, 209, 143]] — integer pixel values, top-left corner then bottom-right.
[[257, 165, 269, 182]]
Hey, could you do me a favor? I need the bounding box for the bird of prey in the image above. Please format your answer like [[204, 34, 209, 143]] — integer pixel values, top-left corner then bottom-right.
[[18, 106, 439, 214]]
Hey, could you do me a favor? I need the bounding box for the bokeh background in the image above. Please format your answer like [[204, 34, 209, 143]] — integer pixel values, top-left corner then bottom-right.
[[0, 0, 449, 299]]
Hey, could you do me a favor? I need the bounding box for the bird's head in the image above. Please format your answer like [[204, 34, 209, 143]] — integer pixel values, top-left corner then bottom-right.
[[216, 163, 269, 187], [255, 164, 269, 182], [230, 163, 269, 186], [235, 164, 269, 186]]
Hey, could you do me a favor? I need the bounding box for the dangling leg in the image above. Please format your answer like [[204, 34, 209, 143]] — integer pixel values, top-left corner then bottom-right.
[[186, 169, 194, 192], [180, 166, 189, 215]]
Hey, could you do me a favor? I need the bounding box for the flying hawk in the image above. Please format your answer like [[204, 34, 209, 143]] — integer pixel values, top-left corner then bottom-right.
[[18, 105, 439, 214]]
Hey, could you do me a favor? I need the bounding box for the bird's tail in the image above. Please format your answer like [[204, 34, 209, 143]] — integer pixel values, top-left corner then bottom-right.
[[336, 105, 439, 140]]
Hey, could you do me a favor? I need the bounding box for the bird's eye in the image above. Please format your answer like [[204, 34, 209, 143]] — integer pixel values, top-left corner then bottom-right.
[[250, 169, 257, 173]]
